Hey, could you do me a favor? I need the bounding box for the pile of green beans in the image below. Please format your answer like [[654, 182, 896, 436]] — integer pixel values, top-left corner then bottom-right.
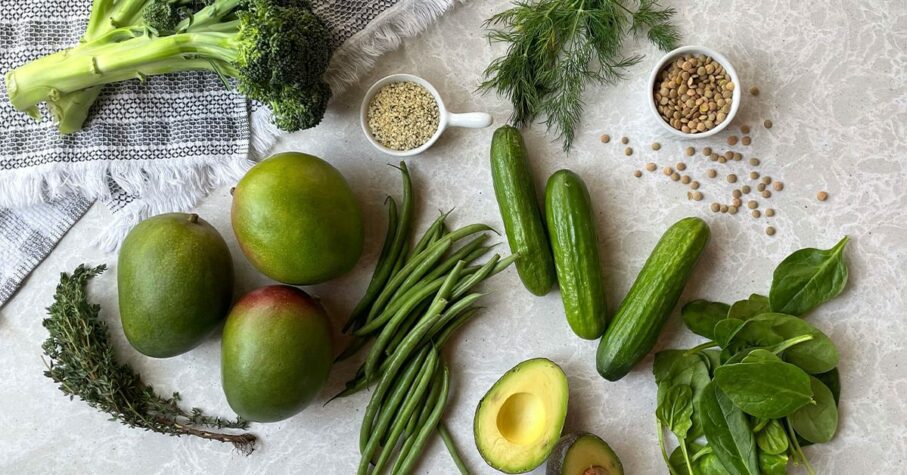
[[339, 163, 515, 475]]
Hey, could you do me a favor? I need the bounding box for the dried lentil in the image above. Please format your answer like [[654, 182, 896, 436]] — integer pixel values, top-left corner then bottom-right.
[[707, 169, 717, 178], [766, 208, 776, 217], [600, 134, 611, 143], [664, 167, 674, 176], [766, 226, 776, 236], [817, 191, 829, 201], [621, 136, 629, 144], [710, 203, 720, 212], [749, 86, 760, 96], [654, 54, 735, 134], [646, 162, 657, 172], [764, 119, 773, 129], [752, 210, 762, 218], [747, 200, 758, 209], [773, 182, 784, 191], [749, 158, 760, 166], [703, 147, 713, 156], [741, 136, 751, 146], [750, 171, 760, 180], [671, 173, 681, 182], [690, 181, 701, 190], [686, 147, 695, 156], [762, 190, 772, 198], [625, 147, 634, 156], [727, 174, 738, 183], [677, 162, 687, 171], [741, 125, 751, 134], [727, 135, 738, 146], [651, 142, 661, 151], [634, 170, 642, 177], [741, 185, 751, 194]]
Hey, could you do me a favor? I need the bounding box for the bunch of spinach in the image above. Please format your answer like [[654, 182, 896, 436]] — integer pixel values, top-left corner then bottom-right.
[[655, 237, 849, 475]]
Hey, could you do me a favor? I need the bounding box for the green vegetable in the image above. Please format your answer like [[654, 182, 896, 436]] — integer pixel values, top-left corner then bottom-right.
[[769, 237, 849, 316], [754, 419, 789, 455], [545, 169, 608, 339], [816, 367, 841, 405], [480, 0, 679, 150], [490, 125, 557, 296], [727, 294, 770, 320], [657, 385, 695, 473], [682, 300, 730, 340], [758, 452, 789, 475], [597, 217, 710, 381], [394, 364, 451, 474], [713, 353, 814, 419], [789, 376, 839, 443], [44, 265, 255, 453], [6, 0, 333, 133], [698, 382, 759, 475], [654, 351, 711, 438], [750, 313, 839, 374], [669, 443, 730, 475]]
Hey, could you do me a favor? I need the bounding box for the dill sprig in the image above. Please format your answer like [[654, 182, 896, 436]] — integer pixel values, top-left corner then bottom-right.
[[480, 0, 680, 151], [42, 264, 257, 454]]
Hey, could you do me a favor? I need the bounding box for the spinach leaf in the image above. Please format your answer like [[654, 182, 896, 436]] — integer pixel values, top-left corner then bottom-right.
[[816, 367, 841, 405], [683, 300, 730, 339], [723, 319, 784, 356], [755, 419, 789, 454], [714, 318, 746, 348], [714, 356, 814, 419], [758, 452, 789, 475], [789, 376, 839, 443], [654, 350, 685, 384], [670, 443, 732, 475], [751, 313, 839, 374], [656, 351, 712, 438], [698, 382, 759, 475], [658, 384, 694, 439], [769, 237, 849, 316], [702, 349, 721, 375], [727, 294, 770, 320]]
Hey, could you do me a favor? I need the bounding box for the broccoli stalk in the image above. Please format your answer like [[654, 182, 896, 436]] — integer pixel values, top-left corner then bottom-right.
[[6, 0, 332, 133]]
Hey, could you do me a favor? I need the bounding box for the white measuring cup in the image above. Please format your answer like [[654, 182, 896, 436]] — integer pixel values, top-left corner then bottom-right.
[[360, 73, 493, 157]]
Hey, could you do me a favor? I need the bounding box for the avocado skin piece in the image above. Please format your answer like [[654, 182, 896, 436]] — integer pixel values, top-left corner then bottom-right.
[[221, 285, 333, 422], [474, 358, 569, 474], [118, 213, 233, 358], [547, 433, 624, 475], [231, 152, 364, 285]]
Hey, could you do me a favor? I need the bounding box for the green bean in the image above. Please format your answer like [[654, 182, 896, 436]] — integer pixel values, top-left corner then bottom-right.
[[355, 274, 446, 336], [405, 369, 442, 438], [370, 346, 440, 475], [335, 335, 371, 362], [343, 196, 399, 333], [368, 297, 448, 398], [359, 346, 428, 455], [365, 238, 452, 323], [408, 211, 450, 260], [430, 261, 464, 308], [436, 307, 482, 348], [365, 292, 449, 378], [419, 293, 484, 349], [438, 423, 469, 475], [422, 234, 490, 282], [451, 254, 501, 299], [384, 299, 431, 358], [393, 363, 450, 475]]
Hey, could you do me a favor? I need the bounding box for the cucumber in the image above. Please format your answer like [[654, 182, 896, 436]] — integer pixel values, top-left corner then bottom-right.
[[545, 170, 607, 340], [490, 125, 556, 296], [596, 217, 710, 381]]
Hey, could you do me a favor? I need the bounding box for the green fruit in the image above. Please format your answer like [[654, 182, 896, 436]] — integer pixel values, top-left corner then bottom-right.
[[474, 358, 569, 474], [596, 217, 710, 381], [547, 433, 624, 475], [490, 125, 556, 296], [232, 152, 364, 284], [221, 285, 333, 422], [546, 169, 608, 340], [118, 213, 233, 358]]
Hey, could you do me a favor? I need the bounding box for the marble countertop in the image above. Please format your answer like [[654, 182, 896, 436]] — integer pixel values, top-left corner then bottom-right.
[[2, 1, 905, 473]]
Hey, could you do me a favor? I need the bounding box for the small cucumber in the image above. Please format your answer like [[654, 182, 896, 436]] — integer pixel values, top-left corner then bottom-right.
[[490, 125, 556, 296], [596, 217, 710, 381], [545, 170, 607, 340]]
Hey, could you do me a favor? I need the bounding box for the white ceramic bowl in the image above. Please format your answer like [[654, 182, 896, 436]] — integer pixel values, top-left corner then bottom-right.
[[360, 74, 493, 157], [647, 45, 741, 139]]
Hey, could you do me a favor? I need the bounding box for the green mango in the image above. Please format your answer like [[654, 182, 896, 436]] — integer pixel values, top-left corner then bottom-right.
[[231, 152, 364, 284], [221, 285, 333, 422], [118, 213, 233, 358]]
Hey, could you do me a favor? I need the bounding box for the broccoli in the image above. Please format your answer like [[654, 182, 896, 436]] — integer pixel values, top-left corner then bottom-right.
[[5, 0, 333, 134]]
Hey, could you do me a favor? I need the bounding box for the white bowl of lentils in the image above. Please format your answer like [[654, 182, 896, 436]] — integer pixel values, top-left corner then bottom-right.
[[648, 45, 741, 139], [361, 74, 493, 157]]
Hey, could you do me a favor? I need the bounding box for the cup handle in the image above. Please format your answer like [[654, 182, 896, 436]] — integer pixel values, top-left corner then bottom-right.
[[448, 112, 493, 129]]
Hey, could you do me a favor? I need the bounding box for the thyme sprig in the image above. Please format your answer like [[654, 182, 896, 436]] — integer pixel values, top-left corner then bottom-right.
[[480, 0, 680, 151], [42, 264, 257, 454]]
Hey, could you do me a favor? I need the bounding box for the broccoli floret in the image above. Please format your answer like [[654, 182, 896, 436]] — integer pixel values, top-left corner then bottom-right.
[[5, 0, 333, 133]]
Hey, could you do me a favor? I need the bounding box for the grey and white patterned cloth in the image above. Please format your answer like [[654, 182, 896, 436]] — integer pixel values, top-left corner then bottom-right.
[[0, 0, 458, 306]]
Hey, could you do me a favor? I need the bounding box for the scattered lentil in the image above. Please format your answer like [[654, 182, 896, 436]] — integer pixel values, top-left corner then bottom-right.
[[817, 191, 829, 201], [766, 226, 776, 236], [761, 176, 772, 185], [762, 190, 772, 198], [732, 198, 742, 207], [757, 183, 767, 192], [725, 150, 734, 160], [734, 152, 743, 161], [690, 181, 701, 190], [764, 119, 773, 129], [664, 167, 674, 176], [773, 181, 784, 191], [720, 204, 729, 213], [710, 153, 719, 162], [710, 203, 720, 212], [747, 200, 758, 209], [727, 135, 738, 146], [686, 146, 695, 156], [625, 147, 634, 156], [651, 142, 661, 151], [741, 136, 751, 146], [749, 86, 760, 96], [741, 185, 751, 194], [646, 162, 657, 172], [676, 162, 687, 171], [752, 210, 761, 218], [600, 134, 611, 143], [729, 206, 738, 214], [367, 81, 440, 151], [703, 147, 713, 156], [766, 208, 776, 217], [750, 171, 760, 180], [718, 156, 728, 164], [707, 169, 718, 178], [634, 170, 642, 178], [741, 125, 751, 134], [732, 189, 742, 198], [681, 175, 692, 184], [671, 173, 681, 182], [727, 174, 738, 183], [621, 136, 629, 144], [693, 191, 703, 201], [749, 158, 760, 166]]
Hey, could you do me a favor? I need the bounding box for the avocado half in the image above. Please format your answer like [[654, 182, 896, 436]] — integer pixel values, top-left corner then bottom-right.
[[474, 358, 569, 473], [547, 433, 624, 475]]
